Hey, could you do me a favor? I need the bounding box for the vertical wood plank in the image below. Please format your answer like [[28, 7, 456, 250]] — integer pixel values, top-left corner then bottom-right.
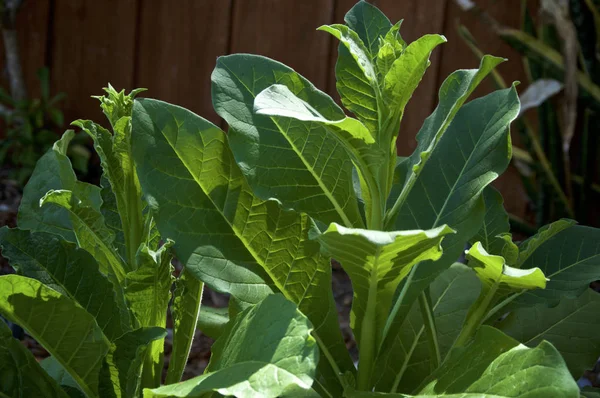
[[0, 0, 50, 99], [229, 0, 334, 90], [331, 0, 449, 155], [49, 0, 137, 124], [135, 0, 232, 125]]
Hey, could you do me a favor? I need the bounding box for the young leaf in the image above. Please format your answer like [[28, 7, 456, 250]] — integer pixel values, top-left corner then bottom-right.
[[497, 288, 600, 378], [318, 24, 380, 135], [0, 227, 132, 340], [17, 130, 101, 242], [144, 294, 319, 398], [165, 269, 204, 384], [40, 189, 127, 282], [377, 22, 406, 79], [132, 98, 353, 390], [212, 54, 364, 228], [382, 34, 447, 144], [344, 0, 392, 58], [0, 275, 110, 398], [124, 240, 174, 387], [314, 224, 454, 349], [0, 321, 69, 398]]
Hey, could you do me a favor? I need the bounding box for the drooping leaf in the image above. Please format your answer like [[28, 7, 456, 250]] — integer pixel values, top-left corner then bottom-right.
[[18, 130, 101, 241], [379, 86, 520, 380], [373, 263, 481, 392], [132, 98, 353, 391], [497, 289, 600, 378], [40, 189, 126, 282], [144, 294, 319, 398], [0, 227, 131, 340], [0, 321, 69, 398], [318, 23, 380, 135], [99, 327, 166, 398], [166, 269, 204, 384], [212, 54, 363, 228], [0, 275, 110, 398], [314, 223, 454, 348], [344, 0, 392, 58], [124, 240, 174, 387]]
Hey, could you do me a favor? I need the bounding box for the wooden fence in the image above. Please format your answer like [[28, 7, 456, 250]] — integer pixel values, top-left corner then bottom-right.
[[2, 0, 529, 215]]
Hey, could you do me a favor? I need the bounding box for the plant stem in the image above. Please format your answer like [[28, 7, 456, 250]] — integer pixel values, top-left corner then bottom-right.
[[356, 253, 380, 391], [418, 291, 441, 370], [383, 170, 416, 230], [453, 283, 498, 348]]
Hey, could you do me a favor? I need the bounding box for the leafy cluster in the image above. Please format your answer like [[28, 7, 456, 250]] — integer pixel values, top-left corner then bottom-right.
[[1, 2, 600, 398]]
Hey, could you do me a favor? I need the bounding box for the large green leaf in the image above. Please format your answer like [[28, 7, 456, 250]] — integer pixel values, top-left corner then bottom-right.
[[143, 294, 319, 398], [510, 225, 600, 306], [212, 54, 363, 228], [165, 269, 204, 384], [0, 227, 131, 340], [253, 83, 386, 226], [315, 223, 453, 348], [99, 327, 166, 398], [0, 321, 69, 398], [416, 326, 578, 397], [0, 275, 110, 398], [124, 240, 174, 387], [40, 189, 126, 282], [41, 357, 85, 398], [344, 0, 392, 59], [17, 130, 101, 241], [132, 98, 353, 391], [515, 219, 577, 267], [196, 306, 229, 340], [373, 263, 481, 392], [379, 86, 520, 379], [497, 289, 600, 378], [318, 23, 380, 135]]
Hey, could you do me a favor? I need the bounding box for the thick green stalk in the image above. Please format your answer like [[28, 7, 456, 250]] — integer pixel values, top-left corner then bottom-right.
[[419, 291, 441, 370], [356, 255, 380, 391], [453, 283, 499, 348]]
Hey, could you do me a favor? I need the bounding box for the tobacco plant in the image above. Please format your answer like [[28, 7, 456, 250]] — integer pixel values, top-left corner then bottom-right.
[[1, 1, 600, 397]]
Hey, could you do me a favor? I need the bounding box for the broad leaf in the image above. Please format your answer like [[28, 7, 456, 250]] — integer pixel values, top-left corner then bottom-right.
[[99, 327, 166, 398], [319, 23, 380, 135], [344, 0, 392, 58], [212, 54, 363, 228], [166, 269, 204, 384], [124, 240, 174, 387], [18, 130, 101, 241], [497, 289, 600, 378], [380, 86, 520, 379], [511, 225, 600, 306], [516, 218, 577, 267], [144, 294, 319, 398], [0, 275, 110, 398], [314, 223, 454, 348], [196, 306, 229, 340], [41, 357, 85, 398], [0, 227, 131, 340], [40, 189, 126, 282], [0, 321, 69, 398], [417, 326, 579, 397], [132, 98, 353, 391], [373, 263, 481, 392]]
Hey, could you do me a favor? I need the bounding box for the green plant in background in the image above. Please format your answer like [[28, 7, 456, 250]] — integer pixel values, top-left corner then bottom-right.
[[458, 0, 600, 230], [0, 1, 599, 398]]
